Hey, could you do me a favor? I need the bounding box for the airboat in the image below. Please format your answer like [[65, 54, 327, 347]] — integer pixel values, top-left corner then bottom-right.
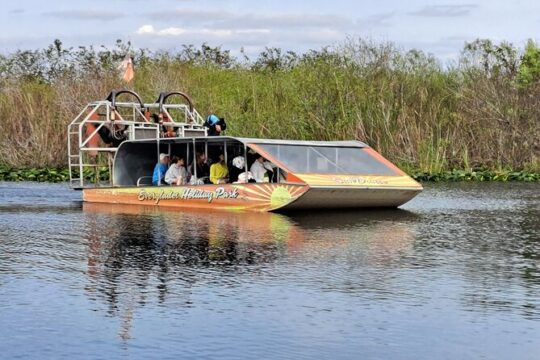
[[68, 90, 422, 211]]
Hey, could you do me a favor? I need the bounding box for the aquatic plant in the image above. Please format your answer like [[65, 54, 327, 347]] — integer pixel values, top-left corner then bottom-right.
[[0, 166, 109, 183], [1, 165, 537, 183], [410, 169, 540, 182], [0, 39, 539, 175]]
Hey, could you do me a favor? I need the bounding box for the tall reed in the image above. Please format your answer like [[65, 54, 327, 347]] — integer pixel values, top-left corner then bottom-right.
[[0, 39, 539, 171]]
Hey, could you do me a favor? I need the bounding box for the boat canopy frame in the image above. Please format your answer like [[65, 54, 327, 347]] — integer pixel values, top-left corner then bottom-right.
[[111, 136, 370, 188]]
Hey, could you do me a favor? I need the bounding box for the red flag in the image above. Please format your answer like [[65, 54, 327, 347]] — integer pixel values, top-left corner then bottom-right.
[[119, 53, 134, 82]]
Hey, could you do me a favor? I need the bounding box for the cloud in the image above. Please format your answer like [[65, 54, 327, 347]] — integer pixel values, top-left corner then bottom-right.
[[357, 11, 395, 29], [146, 8, 353, 29], [136, 25, 156, 35], [133, 10, 396, 56], [147, 8, 229, 22], [136, 24, 270, 38], [231, 13, 350, 29], [134, 23, 349, 57], [9, 9, 25, 14], [43, 9, 125, 21], [409, 4, 477, 17]]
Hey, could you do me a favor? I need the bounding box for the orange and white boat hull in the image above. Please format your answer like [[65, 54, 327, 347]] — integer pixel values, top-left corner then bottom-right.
[[83, 174, 422, 212]]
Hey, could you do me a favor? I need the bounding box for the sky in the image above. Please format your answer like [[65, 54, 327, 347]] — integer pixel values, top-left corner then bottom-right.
[[0, 0, 538, 62]]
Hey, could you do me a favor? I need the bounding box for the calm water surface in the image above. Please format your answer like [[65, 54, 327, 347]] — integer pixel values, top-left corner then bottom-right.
[[0, 181, 539, 359]]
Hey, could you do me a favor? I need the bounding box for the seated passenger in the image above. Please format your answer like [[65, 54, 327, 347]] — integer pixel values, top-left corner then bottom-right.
[[152, 153, 169, 186], [229, 156, 245, 183], [190, 152, 210, 184], [229, 156, 255, 184], [237, 171, 255, 183], [165, 156, 187, 186], [250, 155, 274, 183], [209, 153, 229, 184]]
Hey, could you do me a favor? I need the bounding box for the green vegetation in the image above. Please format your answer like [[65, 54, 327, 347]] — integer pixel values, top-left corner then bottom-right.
[[0, 165, 109, 183], [410, 169, 539, 182], [1, 165, 537, 183], [517, 40, 540, 88], [0, 39, 539, 182]]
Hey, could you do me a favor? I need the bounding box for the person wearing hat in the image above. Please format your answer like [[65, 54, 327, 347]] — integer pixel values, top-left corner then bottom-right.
[[204, 114, 226, 136], [229, 155, 245, 183], [230, 156, 255, 184], [152, 153, 170, 186]]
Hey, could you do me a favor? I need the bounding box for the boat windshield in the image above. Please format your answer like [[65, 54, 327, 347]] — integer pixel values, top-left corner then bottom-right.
[[255, 144, 399, 175]]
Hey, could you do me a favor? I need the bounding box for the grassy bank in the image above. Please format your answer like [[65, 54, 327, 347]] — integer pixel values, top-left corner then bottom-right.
[[1, 166, 538, 183], [0, 39, 539, 176]]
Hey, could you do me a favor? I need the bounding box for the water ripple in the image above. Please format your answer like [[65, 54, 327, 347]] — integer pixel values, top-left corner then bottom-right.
[[0, 181, 539, 359]]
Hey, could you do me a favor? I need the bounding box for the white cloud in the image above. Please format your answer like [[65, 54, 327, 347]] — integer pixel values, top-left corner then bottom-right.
[[158, 27, 188, 36], [136, 24, 270, 38], [136, 25, 155, 35], [146, 8, 353, 30]]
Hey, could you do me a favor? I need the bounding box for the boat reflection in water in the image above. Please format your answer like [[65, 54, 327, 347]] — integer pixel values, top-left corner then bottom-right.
[[82, 203, 419, 341]]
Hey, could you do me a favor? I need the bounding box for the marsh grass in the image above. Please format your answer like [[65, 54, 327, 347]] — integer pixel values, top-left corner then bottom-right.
[[1, 165, 537, 183], [0, 39, 539, 174]]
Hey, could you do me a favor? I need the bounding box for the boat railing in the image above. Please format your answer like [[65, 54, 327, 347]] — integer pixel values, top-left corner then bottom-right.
[[67, 91, 208, 189], [136, 176, 153, 187]]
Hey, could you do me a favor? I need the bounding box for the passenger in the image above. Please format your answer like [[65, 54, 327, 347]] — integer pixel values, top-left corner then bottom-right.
[[152, 153, 169, 186], [165, 156, 187, 186], [229, 156, 255, 183], [250, 154, 274, 183], [229, 156, 245, 183], [190, 152, 210, 184], [209, 153, 229, 184], [152, 113, 175, 137], [237, 171, 255, 183], [151, 113, 161, 124], [204, 114, 227, 136]]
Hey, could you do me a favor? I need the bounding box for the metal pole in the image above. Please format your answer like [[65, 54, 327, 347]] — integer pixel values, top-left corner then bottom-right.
[[109, 153, 113, 187], [244, 144, 248, 181], [156, 134, 161, 186], [186, 141, 190, 172], [193, 139, 197, 180]]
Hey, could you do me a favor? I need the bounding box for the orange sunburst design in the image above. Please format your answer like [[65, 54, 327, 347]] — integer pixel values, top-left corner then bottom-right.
[[243, 185, 275, 202], [230, 183, 307, 210], [279, 185, 307, 200], [83, 183, 310, 212], [241, 186, 273, 202], [241, 184, 274, 197]]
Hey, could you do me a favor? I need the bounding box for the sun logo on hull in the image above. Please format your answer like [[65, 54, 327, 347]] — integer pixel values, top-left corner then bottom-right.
[[270, 186, 293, 209]]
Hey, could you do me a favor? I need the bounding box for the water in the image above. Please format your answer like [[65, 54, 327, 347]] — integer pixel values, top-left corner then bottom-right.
[[0, 181, 539, 360]]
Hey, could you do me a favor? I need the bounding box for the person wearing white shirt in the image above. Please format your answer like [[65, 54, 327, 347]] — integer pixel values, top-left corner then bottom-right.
[[250, 155, 274, 182], [165, 156, 188, 185]]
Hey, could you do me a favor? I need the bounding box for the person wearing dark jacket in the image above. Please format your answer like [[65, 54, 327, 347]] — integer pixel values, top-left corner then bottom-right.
[[204, 114, 226, 136], [190, 152, 210, 184]]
